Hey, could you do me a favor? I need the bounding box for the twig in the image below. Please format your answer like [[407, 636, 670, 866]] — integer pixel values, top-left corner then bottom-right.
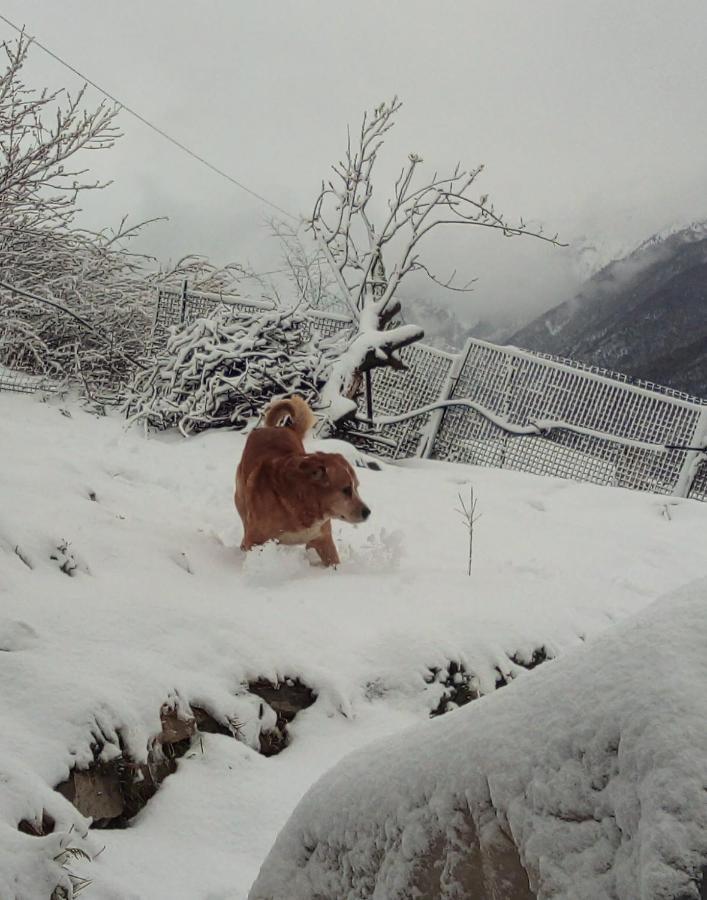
[[456, 486, 481, 576]]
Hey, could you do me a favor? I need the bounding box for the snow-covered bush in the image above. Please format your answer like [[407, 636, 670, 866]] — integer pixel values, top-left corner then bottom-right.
[[0, 34, 245, 399], [124, 308, 345, 434]]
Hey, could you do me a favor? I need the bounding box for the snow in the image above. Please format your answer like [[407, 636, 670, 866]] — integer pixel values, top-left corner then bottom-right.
[[318, 323, 423, 427], [1, 389, 707, 898], [249, 579, 707, 900]]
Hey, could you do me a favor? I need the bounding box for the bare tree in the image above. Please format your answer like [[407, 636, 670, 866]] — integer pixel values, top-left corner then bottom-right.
[[308, 97, 562, 427], [0, 33, 244, 395], [267, 217, 343, 312]]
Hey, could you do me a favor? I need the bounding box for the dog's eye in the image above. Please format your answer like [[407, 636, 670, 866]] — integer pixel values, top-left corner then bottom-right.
[[342, 486, 353, 497]]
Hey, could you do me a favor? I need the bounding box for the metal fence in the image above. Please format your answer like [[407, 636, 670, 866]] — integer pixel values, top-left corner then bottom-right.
[[151, 285, 354, 349], [427, 339, 707, 502], [362, 344, 457, 458], [150, 286, 706, 502], [0, 365, 59, 395]]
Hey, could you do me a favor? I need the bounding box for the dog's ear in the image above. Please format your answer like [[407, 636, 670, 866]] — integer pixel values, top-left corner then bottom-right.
[[299, 457, 328, 484]]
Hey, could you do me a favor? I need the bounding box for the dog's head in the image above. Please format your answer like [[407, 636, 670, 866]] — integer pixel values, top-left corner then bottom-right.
[[297, 452, 371, 524]]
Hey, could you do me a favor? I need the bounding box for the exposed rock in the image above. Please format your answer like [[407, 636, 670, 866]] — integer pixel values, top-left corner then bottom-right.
[[52, 683, 317, 826], [56, 765, 124, 825], [249, 677, 317, 756], [158, 705, 196, 744], [192, 705, 240, 736]]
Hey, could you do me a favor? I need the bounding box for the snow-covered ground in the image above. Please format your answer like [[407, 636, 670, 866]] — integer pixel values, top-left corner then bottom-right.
[[2, 390, 707, 899]]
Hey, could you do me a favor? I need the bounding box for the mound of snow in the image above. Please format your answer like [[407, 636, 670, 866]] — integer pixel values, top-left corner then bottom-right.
[[250, 580, 707, 900]]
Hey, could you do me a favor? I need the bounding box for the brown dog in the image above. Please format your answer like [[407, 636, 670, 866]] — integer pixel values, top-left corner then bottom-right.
[[235, 396, 371, 567]]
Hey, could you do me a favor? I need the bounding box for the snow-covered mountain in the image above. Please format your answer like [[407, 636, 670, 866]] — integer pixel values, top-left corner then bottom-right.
[[508, 222, 707, 397], [402, 297, 470, 352], [403, 298, 521, 352]]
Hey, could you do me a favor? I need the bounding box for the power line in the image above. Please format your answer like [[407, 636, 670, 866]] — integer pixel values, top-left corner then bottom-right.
[[0, 12, 298, 222]]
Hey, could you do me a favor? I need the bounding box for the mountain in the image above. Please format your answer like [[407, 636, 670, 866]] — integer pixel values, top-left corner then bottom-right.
[[508, 223, 707, 398], [403, 297, 469, 351], [403, 299, 522, 352]]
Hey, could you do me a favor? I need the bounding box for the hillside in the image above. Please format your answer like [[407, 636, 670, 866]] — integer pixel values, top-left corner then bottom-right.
[[508, 223, 707, 396], [2, 391, 707, 897]]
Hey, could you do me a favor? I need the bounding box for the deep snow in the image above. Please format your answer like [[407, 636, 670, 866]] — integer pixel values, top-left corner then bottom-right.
[[1, 390, 707, 898]]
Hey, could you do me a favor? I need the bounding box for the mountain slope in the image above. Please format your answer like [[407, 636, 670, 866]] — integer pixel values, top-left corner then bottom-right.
[[508, 223, 707, 397]]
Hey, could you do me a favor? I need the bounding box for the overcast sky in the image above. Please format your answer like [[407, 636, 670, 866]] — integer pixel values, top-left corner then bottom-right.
[[8, 0, 707, 325]]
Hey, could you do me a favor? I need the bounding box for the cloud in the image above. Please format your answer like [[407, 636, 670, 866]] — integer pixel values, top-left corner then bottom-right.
[[8, 0, 707, 323]]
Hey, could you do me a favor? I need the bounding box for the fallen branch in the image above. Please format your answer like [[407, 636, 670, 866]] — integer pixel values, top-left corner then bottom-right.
[[356, 398, 681, 455]]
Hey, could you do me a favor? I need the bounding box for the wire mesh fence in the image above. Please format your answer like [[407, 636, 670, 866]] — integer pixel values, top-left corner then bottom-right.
[[0, 365, 59, 395], [144, 287, 707, 502], [360, 344, 457, 458], [150, 286, 354, 349], [689, 458, 707, 502], [428, 339, 707, 501]]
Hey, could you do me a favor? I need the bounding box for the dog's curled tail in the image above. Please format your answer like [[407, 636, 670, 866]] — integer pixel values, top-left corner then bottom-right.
[[264, 395, 317, 437]]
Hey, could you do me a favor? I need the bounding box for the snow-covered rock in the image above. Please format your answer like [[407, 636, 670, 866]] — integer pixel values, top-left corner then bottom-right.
[[250, 580, 707, 900]]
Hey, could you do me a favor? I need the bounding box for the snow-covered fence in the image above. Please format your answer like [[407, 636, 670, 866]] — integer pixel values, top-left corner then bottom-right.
[[358, 343, 457, 457], [151, 286, 354, 349], [150, 286, 707, 501], [0, 365, 58, 395], [424, 339, 707, 502]]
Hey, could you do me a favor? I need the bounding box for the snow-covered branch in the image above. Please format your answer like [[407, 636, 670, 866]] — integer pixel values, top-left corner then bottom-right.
[[124, 309, 346, 434], [358, 397, 678, 454]]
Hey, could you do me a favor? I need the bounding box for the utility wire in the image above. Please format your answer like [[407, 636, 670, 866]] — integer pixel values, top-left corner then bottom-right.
[[0, 12, 298, 222]]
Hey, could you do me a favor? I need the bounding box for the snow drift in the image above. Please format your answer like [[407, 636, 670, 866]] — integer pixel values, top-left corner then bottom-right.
[[249, 580, 707, 900]]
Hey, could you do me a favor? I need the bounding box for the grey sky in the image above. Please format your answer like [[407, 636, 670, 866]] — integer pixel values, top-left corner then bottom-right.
[[8, 0, 707, 325]]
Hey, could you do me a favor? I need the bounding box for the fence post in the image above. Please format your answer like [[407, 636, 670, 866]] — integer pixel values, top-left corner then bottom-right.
[[179, 279, 188, 324], [418, 339, 473, 458], [672, 406, 707, 498], [364, 370, 374, 422]]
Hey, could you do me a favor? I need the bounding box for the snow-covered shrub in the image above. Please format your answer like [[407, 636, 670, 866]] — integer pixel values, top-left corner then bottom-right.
[[124, 308, 345, 434], [0, 35, 245, 400]]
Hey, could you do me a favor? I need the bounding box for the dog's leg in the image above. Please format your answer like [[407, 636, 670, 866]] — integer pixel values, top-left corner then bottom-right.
[[306, 521, 340, 568]]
